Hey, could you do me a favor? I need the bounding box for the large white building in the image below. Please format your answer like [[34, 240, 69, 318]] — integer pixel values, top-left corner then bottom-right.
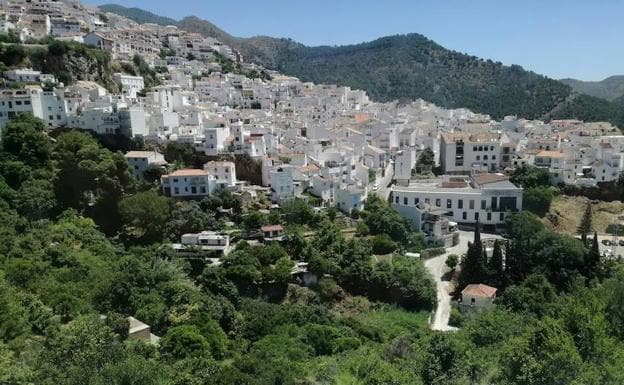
[[0, 88, 67, 129], [390, 173, 523, 230], [440, 132, 508, 174]]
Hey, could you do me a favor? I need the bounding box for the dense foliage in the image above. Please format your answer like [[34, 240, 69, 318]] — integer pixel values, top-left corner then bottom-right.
[[2, 114, 624, 384], [98, 4, 178, 26]]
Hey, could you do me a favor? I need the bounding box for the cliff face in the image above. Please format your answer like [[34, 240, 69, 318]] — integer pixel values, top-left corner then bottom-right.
[[27, 41, 119, 92]]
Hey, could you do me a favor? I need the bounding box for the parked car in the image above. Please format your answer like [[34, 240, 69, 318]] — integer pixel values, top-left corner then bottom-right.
[[602, 239, 612, 246], [619, 239, 624, 247]]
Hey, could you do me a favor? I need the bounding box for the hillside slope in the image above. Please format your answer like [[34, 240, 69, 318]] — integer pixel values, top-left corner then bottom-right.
[[100, 5, 623, 128], [560, 75, 624, 101], [98, 4, 178, 26]]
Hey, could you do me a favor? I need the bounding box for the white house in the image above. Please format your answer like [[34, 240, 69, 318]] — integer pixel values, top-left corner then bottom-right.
[[460, 284, 497, 313], [203, 161, 236, 188], [176, 231, 232, 255], [161, 169, 216, 198], [124, 150, 167, 178], [114, 73, 145, 100]]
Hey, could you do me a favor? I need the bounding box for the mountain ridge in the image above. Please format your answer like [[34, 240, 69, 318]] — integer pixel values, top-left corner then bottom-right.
[[560, 75, 624, 101], [98, 3, 624, 128]]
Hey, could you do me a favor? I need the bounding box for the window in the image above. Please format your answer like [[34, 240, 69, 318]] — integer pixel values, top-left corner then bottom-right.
[[490, 146, 494, 151], [500, 212, 504, 221], [484, 155, 488, 160], [458, 200, 463, 209], [473, 146, 477, 151], [435, 199, 441, 207], [471, 298, 476, 304], [475, 212, 479, 220], [191, 186, 197, 194], [403, 197, 408, 205], [200, 186, 206, 193], [414, 197, 419, 205], [15, 101, 22, 105], [447, 199, 452, 209], [49, 115, 54, 121], [481, 200, 486, 210], [476, 155, 480, 161], [395, 196, 399, 203], [174, 187, 179, 194], [173, 178, 178, 183], [56, 115, 61, 120], [462, 212, 467, 220], [425, 198, 430, 204], [478, 146, 483, 151], [469, 200, 474, 209], [492, 155, 496, 160], [487, 212, 492, 221]]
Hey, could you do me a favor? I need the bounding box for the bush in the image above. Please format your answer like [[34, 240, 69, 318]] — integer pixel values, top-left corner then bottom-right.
[[333, 336, 362, 353], [315, 277, 345, 303], [445, 254, 459, 270], [420, 247, 445, 259], [448, 305, 465, 328], [372, 234, 397, 254]]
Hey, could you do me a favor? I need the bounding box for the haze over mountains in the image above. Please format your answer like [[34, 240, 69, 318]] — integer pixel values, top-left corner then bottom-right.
[[99, 4, 624, 128]]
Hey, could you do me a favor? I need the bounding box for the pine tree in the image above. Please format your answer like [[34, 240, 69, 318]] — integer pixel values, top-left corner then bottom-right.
[[487, 239, 505, 288], [577, 201, 593, 244], [585, 231, 601, 279], [459, 222, 487, 288]]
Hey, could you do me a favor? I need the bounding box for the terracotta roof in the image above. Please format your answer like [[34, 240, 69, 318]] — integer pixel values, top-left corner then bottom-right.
[[462, 284, 497, 298], [167, 169, 209, 177], [299, 164, 320, 173], [535, 150, 563, 158], [261, 224, 283, 232]]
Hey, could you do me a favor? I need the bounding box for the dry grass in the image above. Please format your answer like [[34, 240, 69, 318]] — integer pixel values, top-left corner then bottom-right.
[[541, 195, 624, 235]]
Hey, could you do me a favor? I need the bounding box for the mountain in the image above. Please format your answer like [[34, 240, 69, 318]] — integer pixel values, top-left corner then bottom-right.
[[100, 5, 624, 128], [560, 76, 624, 101], [98, 4, 178, 26]]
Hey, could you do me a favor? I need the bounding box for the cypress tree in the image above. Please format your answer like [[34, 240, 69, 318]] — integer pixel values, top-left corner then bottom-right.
[[459, 222, 487, 287], [577, 201, 593, 244], [585, 231, 601, 279], [488, 239, 504, 288]]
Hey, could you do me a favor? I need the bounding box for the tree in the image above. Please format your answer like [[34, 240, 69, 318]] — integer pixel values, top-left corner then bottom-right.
[[585, 232, 601, 279], [119, 190, 171, 243], [53, 131, 134, 234], [415, 147, 435, 174], [445, 254, 459, 270], [577, 200, 593, 243], [165, 200, 217, 240], [1, 113, 52, 168], [487, 240, 505, 288], [459, 223, 487, 288], [160, 325, 211, 360]]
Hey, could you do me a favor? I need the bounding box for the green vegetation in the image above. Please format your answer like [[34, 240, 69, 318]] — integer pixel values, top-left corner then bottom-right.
[[1, 114, 624, 384], [98, 4, 178, 26], [0, 40, 117, 90], [561, 75, 624, 101]]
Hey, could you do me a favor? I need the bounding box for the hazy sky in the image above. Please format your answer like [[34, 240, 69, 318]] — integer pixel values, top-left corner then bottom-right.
[[90, 0, 624, 81]]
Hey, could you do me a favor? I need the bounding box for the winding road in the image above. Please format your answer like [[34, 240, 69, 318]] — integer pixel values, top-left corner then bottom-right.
[[424, 230, 501, 331]]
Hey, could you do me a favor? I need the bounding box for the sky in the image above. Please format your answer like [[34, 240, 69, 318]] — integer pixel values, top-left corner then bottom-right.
[[89, 0, 624, 81]]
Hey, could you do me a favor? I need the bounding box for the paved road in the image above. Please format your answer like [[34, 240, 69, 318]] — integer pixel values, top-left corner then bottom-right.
[[373, 162, 395, 200], [424, 230, 501, 331]]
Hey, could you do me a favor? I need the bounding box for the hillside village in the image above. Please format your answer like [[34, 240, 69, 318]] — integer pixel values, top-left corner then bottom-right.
[[2, 0, 624, 259], [1, 1, 624, 384]]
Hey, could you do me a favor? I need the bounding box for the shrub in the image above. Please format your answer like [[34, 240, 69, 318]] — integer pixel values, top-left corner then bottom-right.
[[372, 234, 397, 254]]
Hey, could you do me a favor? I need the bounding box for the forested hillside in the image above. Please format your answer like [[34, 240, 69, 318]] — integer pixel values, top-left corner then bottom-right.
[[561, 75, 624, 101], [98, 4, 178, 26], [0, 113, 623, 384]]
